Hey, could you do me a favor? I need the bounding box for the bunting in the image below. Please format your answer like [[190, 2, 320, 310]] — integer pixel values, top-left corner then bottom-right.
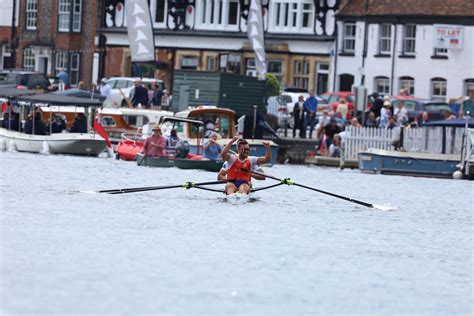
[[125, 0, 155, 62], [247, 0, 267, 80]]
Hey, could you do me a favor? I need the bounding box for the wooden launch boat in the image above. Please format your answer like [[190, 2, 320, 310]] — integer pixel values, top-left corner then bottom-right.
[[136, 153, 224, 172]]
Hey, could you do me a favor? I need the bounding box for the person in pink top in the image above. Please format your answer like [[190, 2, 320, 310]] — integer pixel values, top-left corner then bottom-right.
[[142, 125, 168, 157]]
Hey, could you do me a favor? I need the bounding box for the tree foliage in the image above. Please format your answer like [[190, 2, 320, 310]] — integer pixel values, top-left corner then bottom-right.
[[265, 73, 280, 99]]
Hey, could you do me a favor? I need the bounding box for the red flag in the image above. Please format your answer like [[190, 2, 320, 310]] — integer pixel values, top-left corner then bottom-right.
[[93, 116, 112, 148]]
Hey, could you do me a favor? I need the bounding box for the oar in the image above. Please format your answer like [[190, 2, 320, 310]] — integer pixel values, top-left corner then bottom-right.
[[94, 180, 226, 195], [242, 168, 375, 208]]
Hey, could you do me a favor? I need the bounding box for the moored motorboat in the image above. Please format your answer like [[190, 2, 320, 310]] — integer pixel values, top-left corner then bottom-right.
[[0, 88, 108, 156], [174, 106, 279, 165], [358, 148, 460, 178], [136, 153, 224, 172]]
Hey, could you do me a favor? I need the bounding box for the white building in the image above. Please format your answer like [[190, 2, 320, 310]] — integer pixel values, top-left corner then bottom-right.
[[335, 0, 474, 101]]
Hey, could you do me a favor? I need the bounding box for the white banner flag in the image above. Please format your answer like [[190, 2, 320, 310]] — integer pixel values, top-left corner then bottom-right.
[[125, 0, 155, 62], [247, 0, 267, 80]]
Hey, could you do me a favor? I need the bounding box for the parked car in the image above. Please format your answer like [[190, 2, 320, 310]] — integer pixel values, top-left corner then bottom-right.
[[106, 77, 166, 107], [321, 91, 356, 118], [0, 70, 52, 92], [266, 95, 289, 129], [48, 76, 66, 91], [281, 88, 329, 114], [390, 97, 452, 122]]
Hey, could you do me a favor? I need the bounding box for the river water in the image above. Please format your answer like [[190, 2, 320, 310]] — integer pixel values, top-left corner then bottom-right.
[[1, 151, 472, 315]]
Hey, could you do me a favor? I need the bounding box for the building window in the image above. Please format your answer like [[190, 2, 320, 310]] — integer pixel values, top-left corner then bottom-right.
[[343, 23, 356, 53], [26, 0, 38, 30], [206, 56, 216, 71], [267, 60, 283, 84], [402, 24, 416, 55], [196, 0, 240, 31], [431, 77, 447, 101], [55, 51, 68, 72], [58, 0, 82, 32], [292, 60, 309, 90], [374, 76, 390, 94], [152, 0, 167, 26], [70, 53, 80, 85], [378, 24, 391, 54], [465, 79, 474, 95], [269, 0, 314, 33], [181, 56, 199, 70], [433, 48, 448, 57], [23, 48, 35, 70], [399, 76, 415, 96]]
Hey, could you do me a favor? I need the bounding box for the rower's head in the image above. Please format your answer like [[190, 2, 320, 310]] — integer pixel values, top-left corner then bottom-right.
[[237, 139, 250, 158]]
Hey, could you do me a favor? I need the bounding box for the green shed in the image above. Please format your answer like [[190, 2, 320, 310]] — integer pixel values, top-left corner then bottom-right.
[[171, 70, 266, 117]]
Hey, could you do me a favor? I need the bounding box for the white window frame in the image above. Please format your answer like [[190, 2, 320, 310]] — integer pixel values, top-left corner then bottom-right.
[[206, 56, 216, 71], [465, 79, 474, 95], [343, 22, 356, 53], [433, 47, 448, 57], [195, 0, 240, 31], [151, 0, 168, 28], [268, 0, 314, 34], [399, 77, 415, 96], [26, 0, 38, 30], [55, 50, 68, 73], [431, 78, 447, 102], [374, 76, 390, 94], [58, 0, 82, 32], [267, 60, 283, 84], [70, 53, 80, 86], [378, 24, 391, 54], [403, 24, 416, 55], [293, 60, 310, 90], [23, 48, 35, 70]]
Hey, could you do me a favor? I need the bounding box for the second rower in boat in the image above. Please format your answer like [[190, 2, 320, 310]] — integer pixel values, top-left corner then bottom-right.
[[221, 136, 271, 195]]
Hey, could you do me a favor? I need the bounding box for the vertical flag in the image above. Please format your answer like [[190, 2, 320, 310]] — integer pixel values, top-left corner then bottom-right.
[[93, 116, 112, 148], [125, 0, 156, 62], [247, 0, 267, 80]]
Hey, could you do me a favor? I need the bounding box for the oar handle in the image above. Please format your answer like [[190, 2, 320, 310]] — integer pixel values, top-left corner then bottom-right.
[[241, 168, 374, 208]]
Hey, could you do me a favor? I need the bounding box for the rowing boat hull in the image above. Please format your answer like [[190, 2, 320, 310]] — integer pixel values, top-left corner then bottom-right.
[[137, 154, 223, 172], [225, 192, 250, 204]]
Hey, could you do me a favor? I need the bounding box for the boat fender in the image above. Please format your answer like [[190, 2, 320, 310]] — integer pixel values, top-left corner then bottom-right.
[[452, 170, 463, 180], [0, 139, 5, 151], [41, 140, 50, 155]]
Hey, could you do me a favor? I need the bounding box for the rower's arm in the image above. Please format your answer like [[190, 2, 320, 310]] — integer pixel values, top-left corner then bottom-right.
[[221, 136, 239, 161], [217, 169, 227, 181], [256, 142, 271, 165]]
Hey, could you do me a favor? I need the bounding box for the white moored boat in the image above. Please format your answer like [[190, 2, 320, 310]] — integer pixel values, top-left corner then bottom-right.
[[0, 88, 108, 156]]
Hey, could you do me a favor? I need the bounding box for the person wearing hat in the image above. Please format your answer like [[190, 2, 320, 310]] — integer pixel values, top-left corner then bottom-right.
[[379, 100, 391, 128], [142, 124, 168, 158], [100, 77, 112, 98]]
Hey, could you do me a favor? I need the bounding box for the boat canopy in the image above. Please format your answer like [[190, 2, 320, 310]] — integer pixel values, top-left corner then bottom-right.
[[17, 93, 104, 107], [422, 118, 474, 128], [158, 116, 204, 126], [0, 87, 39, 98]]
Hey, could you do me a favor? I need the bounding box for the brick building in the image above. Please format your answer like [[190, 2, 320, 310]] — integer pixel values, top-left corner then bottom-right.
[[10, 0, 99, 88], [96, 0, 341, 94], [0, 0, 18, 70]]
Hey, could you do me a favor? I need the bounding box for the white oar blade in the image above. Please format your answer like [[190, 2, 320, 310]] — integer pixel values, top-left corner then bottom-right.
[[372, 204, 398, 211]]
